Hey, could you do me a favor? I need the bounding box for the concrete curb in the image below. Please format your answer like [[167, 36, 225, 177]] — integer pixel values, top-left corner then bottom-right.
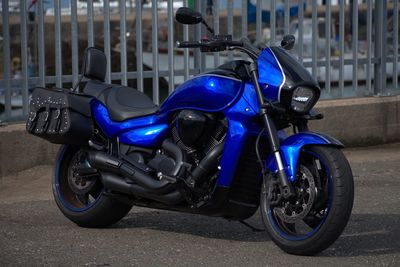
[[1, 95, 399, 176]]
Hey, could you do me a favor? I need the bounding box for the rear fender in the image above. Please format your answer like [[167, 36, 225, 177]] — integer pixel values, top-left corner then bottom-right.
[[266, 132, 344, 182]]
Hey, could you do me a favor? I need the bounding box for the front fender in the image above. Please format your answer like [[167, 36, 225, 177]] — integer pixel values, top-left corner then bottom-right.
[[267, 132, 344, 182]]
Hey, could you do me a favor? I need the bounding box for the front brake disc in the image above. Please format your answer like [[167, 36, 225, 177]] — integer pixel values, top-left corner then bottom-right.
[[274, 165, 316, 223]]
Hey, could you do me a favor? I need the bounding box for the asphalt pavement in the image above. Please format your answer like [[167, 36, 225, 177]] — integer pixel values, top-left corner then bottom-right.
[[0, 143, 399, 266]]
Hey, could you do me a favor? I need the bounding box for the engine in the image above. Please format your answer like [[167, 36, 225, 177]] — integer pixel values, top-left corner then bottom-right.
[[171, 110, 227, 165], [126, 109, 227, 192]]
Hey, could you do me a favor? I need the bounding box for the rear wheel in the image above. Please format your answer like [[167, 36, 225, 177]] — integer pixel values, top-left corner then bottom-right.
[[261, 146, 354, 255], [52, 145, 132, 228]]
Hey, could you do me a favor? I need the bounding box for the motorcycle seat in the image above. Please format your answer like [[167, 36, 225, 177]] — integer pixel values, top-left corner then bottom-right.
[[84, 80, 158, 121]]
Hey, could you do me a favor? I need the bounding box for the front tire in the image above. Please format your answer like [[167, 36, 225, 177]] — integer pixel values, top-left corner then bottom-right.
[[261, 146, 354, 255], [52, 145, 133, 228]]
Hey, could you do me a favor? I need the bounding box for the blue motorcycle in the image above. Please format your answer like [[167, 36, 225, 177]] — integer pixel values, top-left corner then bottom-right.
[[26, 8, 354, 255]]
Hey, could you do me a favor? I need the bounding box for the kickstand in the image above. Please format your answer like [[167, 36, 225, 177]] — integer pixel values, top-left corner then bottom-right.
[[239, 220, 265, 232]]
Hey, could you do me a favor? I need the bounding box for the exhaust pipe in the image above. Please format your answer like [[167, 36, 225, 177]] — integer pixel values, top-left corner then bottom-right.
[[189, 142, 224, 186], [87, 151, 170, 192], [87, 139, 184, 193], [101, 172, 183, 205]]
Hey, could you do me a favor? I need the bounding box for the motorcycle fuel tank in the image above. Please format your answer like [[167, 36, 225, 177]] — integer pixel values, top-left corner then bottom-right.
[[160, 74, 243, 113]]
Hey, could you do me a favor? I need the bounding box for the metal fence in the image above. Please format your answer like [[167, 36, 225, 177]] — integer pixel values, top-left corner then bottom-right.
[[0, 0, 399, 122]]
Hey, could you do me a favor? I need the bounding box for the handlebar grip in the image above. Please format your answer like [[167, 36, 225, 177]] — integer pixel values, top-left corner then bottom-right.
[[228, 41, 244, 47], [176, 41, 201, 48]]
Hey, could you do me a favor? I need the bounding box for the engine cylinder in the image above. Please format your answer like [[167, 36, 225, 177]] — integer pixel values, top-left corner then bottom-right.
[[175, 110, 215, 148]]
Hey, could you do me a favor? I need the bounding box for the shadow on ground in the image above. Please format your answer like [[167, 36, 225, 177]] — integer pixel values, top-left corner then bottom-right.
[[113, 210, 400, 257], [115, 209, 270, 242]]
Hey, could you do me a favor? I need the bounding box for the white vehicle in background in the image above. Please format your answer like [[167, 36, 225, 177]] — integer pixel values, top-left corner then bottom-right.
[[287, 18, 399, 83], [45, 0, 104, 15], [0, 0, 22, 14], [288, 18, 336, 58], [108, 0, 184, 13], [44, 0, 184, 15]]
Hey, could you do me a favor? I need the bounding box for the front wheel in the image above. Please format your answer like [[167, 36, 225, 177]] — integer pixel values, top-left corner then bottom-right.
[[261, 146, 354, 255]]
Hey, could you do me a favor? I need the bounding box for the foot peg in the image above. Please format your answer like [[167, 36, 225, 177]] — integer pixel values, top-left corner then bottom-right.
[[157, 172, 177, 184]]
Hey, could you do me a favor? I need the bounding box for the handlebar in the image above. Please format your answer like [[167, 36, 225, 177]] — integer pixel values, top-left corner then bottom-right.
[[176, 41, 202, 48], [177, 39, 243, 51], [176, 36, 260, 60]]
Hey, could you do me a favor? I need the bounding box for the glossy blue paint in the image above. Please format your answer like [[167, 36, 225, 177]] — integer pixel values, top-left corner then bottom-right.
[[119, 124, 169, 147], [160, 74, 243, 113], [216, 82, 261, 187], [267, 132, 344, 182], [241, 82, 260, 113], [90, 73, 341, 188], [92, 101, 169, 147], [258, 48, 284, 102]]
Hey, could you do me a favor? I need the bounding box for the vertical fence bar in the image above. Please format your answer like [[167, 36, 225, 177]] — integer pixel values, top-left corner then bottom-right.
[[352, 0, 358, 94], [242, 0, 248, 38], [374, 0, 383, 95], [271, 0, 276, 44], [20, 0, 29, 115], [120, 0, 127, 86], [241, 0, 248, 60], [168, 0, 175, 93], [200, 1, 206, 72], [183, 0, 190, 80], [227, 0, 234, 61], [256, 0, 262, 43], [284, 0, 290, 34], [37, 0, 45, 87], [71, 0, 79, 85], [366, 0, 372, 95], [152, 0, 159, 104], [136, 1, 144, 92], [55, 0, 62, 88], [213, 0, 220, 66], [87, 0, 94, 47], [394, 0, 399, 91], [381, 0, 387, 94], [298, 0, 304, 63], [311, 0, 317, 77], [194, 1, 201, 74], [2, 0, 11, 119], [339, 0, 345, 96], [103, 0, 111, 83], [325, 0, 331, 94]]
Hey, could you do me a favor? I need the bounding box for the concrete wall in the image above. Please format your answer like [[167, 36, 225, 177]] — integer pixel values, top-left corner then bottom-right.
[[1, 95, 399, 176], [0, 124, 59, 177], [311, 95, 400, 146]]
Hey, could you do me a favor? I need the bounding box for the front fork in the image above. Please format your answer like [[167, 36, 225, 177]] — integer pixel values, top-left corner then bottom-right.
[[248, 63, 295, 199]]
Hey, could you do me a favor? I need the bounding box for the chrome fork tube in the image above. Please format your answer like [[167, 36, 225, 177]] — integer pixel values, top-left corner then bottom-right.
[[274, 151, 285, 171], [248, 63, 294, 199]]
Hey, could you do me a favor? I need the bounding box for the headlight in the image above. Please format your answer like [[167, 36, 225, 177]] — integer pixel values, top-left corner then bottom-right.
[[290, 87, 316, 113]]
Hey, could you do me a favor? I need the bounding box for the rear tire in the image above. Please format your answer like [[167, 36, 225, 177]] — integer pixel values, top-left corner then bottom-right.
[[261, 146, 354, 255], [52, 145, 133, 228]]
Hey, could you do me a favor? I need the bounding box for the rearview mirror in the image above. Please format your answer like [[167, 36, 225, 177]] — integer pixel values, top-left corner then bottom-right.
[[281, 34, 295, 50], [176, 7, 203, 25]]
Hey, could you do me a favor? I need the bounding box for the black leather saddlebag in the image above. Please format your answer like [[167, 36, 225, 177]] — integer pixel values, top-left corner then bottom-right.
[[26, 87, 93, 145]]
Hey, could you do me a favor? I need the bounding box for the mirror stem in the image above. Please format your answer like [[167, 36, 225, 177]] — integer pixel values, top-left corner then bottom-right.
[[202, 20, 215, 35]]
